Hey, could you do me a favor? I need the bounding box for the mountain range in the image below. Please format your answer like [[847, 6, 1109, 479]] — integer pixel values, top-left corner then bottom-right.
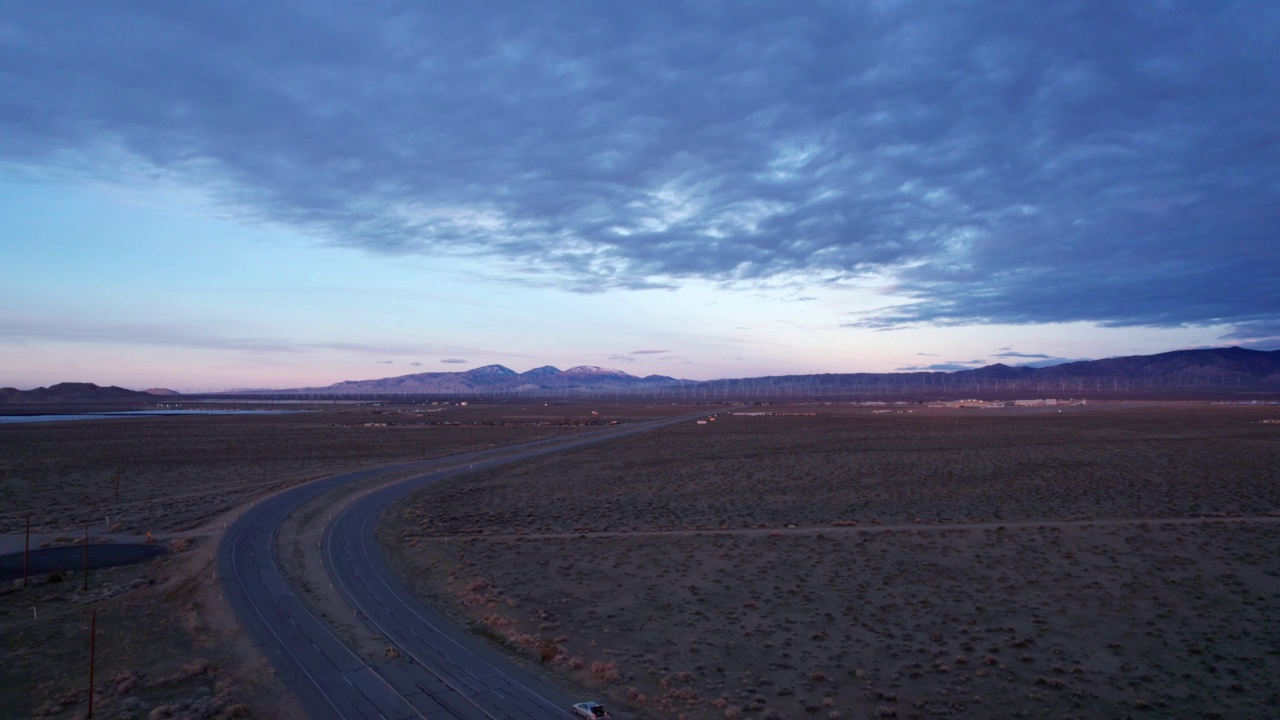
[[5, 347, 1278, 403], [262, 346, 1280, 396], [314, 364, 679, 394], [0, 382, 171, 404]]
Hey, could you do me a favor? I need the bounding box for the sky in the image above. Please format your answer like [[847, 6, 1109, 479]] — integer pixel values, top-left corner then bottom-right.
[[1, 2, 1277, 391]]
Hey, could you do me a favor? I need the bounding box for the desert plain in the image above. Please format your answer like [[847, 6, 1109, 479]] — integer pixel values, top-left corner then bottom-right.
[[381, 403, 1280, 720], [0, 403, 617, 719], [1, 401, 1277, 720]]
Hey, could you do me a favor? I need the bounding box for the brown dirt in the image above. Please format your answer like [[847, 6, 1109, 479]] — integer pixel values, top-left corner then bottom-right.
[[0, 404, 631, 536], [382, 403, 1280, 720], [1, 403, 653, 719], [0, 529, 297, 720]]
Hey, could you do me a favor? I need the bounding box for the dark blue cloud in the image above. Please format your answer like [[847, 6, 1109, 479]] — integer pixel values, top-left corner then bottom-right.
[[993, 352, 1052, 359], [1218, 320, 1280, 350], [0, 316, 445, 356], [2, 2, 1276, 333], [991, 351, 1091, 368], [897, 361, 985, 372], [1008, 357, 1091, 369]]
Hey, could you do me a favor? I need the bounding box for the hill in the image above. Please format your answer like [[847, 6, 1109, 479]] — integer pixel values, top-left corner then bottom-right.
[[0, 382, 164, 405], [300, 364, 681, 395], [231, 347, 1279, 400]]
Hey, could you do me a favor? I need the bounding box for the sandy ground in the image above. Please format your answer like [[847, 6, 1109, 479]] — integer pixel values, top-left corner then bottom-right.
[[1, 404, 642, 720], [382, 403, 1280, 720]]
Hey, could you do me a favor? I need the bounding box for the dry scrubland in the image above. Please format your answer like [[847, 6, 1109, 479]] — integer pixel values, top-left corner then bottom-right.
[[384, 404, 1280, 720], [0, 405, 642, 535], [0, 404, 640, 720]]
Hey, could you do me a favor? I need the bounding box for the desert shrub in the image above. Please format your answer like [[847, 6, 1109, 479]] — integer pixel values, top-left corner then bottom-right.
[[538, 640, 558, 664], [590, 660, 621, 682], [671, 687, 698, 700], [109, 670, 143, 696], [472, 624, 505, 644]]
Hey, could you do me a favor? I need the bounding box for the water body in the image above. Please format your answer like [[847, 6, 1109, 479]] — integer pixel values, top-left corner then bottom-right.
[[0, 543, 169, 582], [0, 409, 301, 424]]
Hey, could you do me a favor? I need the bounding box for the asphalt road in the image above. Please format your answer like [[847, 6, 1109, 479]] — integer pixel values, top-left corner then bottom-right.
[[221, 409, 724, 719]]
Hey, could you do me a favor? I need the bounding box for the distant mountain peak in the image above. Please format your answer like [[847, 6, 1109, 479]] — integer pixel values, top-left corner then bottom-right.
[[520, 365, 562, 377], [463, 364, 516, 376], [562, 365, 637, 378]]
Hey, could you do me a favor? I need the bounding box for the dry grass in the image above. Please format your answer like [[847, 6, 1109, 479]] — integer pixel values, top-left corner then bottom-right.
[[0, 405, 613, 535], [1, 403, 656, 719], [0, 536, 275, 720], [383, 403, 1280, 720]]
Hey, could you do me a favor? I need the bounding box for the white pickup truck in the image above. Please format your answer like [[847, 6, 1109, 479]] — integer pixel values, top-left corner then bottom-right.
[[572, 701, 611, 720]]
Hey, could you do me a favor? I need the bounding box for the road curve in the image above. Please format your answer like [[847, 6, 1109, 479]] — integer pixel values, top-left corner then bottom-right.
[[220, 409, 723, 719]]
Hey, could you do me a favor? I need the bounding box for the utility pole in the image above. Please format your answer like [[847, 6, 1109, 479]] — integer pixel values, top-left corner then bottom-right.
[[23, 513, 30, 587], [88, 609, 97, 718], [82, 525, 89, 591]]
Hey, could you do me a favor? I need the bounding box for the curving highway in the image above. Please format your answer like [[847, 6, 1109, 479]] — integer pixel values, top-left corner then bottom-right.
[[220, 409, 723, 719]]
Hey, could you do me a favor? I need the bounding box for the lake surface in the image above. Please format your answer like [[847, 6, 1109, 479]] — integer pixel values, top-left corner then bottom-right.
[[0, 409, 300, 424], [0, 543, 169, 581]]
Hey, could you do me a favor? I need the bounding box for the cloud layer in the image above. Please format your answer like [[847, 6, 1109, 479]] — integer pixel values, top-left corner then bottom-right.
[[2, 2, 1276, 338]]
